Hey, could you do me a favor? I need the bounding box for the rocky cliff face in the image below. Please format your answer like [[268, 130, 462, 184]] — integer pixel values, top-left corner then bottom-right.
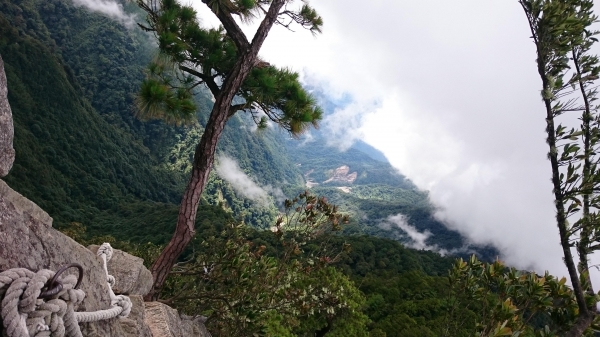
[[0, 181, 212, 336], [0, 54, 14, 177], [0, 179, 123, 336], [0, 54, 210, 337]]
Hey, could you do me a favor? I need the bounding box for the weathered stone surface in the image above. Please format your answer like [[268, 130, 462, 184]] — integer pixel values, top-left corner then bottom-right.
[[89, 245, 154, 296], [144, 302, 179, 337], [0, 179, 212, 336], [144, 302, 211, 337], [120, 295, 152, 337], [0, 179, 124, 335], [0, 55, 15, 177]]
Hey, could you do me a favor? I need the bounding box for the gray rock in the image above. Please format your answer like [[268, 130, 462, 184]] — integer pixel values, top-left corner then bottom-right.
[[144, 302, 211, 337], [88, 245, 154, 296], [0, 55, 15, 177], [120, 295, 152, 337], [0, 179, 124, 336], [144, 302, 180, 337], [0, 179, 212, 336], [180, 314, 212, 337]]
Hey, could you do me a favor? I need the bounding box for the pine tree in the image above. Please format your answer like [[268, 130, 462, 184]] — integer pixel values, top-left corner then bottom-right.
[[135, 0, 324, 300]]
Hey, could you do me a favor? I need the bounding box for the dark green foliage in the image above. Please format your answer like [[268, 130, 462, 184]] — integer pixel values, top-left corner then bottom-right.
[[447, 256, 588, 336], [329, 235, 475, 336], [0, 13, 184, 221], [333, 235, 453, 277], [88, 200, 234, 245], [148, 192, 367, 337], [247, 227, 474, 335]]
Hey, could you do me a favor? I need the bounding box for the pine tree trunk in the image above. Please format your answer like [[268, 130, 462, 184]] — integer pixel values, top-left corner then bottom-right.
[[144, 0, 286, 301]]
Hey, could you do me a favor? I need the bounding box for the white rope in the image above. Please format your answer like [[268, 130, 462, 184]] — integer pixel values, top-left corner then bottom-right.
[[0, 243, 132, 336]]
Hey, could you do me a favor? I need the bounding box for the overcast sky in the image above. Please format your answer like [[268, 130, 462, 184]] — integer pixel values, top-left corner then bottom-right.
[[193, 0, 592, 279]]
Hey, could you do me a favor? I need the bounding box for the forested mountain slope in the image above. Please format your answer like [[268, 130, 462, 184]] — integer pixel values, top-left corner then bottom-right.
[[0, 0, 494, 260], [0, 0, 301, 239], [0, 12, 181, 214]]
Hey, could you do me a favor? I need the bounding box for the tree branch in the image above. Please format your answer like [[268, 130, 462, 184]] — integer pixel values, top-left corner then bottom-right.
[[565, 312, 595, 337], [251, 0, 286, 49], [179, 65, 220, 97], [201, 0, 250, 52], [229, 103, 249, 116]]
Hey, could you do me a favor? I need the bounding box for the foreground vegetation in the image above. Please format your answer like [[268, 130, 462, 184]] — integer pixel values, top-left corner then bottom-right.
[[66, 198, 470, 336]]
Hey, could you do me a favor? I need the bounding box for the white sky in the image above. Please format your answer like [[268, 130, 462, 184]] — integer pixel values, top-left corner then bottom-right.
[[188, 1, 600, 281]]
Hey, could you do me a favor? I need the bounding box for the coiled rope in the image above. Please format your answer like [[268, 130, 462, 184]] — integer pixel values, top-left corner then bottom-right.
[[0, 243, 132, 336]]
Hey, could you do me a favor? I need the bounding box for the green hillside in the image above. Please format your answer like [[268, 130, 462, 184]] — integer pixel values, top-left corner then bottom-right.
[[0, 12, 183, 214], [0, 0, 303, 237]]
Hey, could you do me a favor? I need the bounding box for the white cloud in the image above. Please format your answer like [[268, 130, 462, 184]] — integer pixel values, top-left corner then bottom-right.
[[382, 214, 459, 256], [383, 214, 432, 250], [71, 0, 136, 27], [250, 1, 566, 276], [320, 101, 371, 151], [215, 155, 284, 207]]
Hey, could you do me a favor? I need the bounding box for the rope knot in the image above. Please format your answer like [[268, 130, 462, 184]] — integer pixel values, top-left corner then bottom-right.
[[1, 247, 132, 337], [113, 295, 132, 318], [97, 243, 113, 262], [107, 275, 116, 288]]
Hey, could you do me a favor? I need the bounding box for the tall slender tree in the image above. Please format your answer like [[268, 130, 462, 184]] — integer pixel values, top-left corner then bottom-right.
[[519, 0, 600, 335], [135, 0, 324, 300]]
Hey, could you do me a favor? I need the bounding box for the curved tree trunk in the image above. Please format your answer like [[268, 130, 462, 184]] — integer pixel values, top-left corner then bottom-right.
[[145, 0, 286, 301]]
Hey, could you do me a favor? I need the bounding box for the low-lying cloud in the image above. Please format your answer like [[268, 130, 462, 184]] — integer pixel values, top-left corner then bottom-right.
[[382, 214, 455, 256], [382, 214, 432, 250], [215, 155, 285, 207], [320, 102, 370, 151], [242, 0, 568, 278], [71, 0, 136, 27]]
